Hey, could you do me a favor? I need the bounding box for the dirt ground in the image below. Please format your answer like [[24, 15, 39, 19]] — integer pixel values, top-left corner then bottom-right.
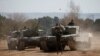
[[0, 33, 100, 56]]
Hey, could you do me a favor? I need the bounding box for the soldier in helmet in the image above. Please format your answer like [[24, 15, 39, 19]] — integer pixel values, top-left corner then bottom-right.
[[53, 23, 65, 53], [54, 23, 65, 36], [68, 19, 75, 26]]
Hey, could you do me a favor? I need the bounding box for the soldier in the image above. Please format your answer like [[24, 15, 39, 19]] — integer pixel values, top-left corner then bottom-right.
[[53, 23, 65, 53], [54, 23, 65, 37], [68, 19, 75, 26], [23, 26, 28, 31]]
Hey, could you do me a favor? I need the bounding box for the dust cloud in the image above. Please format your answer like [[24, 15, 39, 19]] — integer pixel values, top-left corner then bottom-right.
[[75, 31, 100, 51]]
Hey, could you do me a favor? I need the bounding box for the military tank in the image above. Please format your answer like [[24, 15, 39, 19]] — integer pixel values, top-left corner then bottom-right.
[[39, 23, 79, 51], [7, 29, 40, 50], [7, 31, 20, 50]]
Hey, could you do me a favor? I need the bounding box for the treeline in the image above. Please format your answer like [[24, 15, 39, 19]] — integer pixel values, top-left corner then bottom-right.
[[0, 14, 59, 39], [0, 14, 100, 39]]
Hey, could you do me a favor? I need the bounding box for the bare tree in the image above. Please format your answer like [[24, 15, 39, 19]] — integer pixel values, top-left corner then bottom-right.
[[61, 0, 80, 26], [24, 19, 39, 29], [7, 13, 27, 30], [68, 0, 80, 19]]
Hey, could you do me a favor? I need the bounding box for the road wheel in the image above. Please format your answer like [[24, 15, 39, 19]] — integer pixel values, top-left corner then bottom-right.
[[60, 45, 65, 51], [8, 42, 16, 50], [40, 41, 48, 51], [68, 39, 76, 51], [17, 41, 25, 51], [56, 43, 65, 51]]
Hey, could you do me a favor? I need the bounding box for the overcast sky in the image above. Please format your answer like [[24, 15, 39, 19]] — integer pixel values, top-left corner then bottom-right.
[[0, 0, 100, 13]]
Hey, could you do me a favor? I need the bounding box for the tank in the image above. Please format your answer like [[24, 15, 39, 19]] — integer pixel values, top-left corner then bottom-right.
[[7, 29, 40, 51], [39, 25, 79, 51]]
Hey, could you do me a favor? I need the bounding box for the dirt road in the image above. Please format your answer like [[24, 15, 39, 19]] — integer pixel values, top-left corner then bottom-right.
[[0, 40, 100, 56], [0, 48, 100, 56], [0, 33, 100, 56]]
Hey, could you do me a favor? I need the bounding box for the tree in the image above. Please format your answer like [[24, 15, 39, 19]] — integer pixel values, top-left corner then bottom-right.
[[61, 0, 80, 26], [24, 19, 39, 30], [0, 14, 6, 38], [68, 0, 80, 20], [84, 18, 94, 28], [38, 16, 53, 35], [7, 13, 27, 30], [93, 19, 100, 31], [53, 16, 59, 25]]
